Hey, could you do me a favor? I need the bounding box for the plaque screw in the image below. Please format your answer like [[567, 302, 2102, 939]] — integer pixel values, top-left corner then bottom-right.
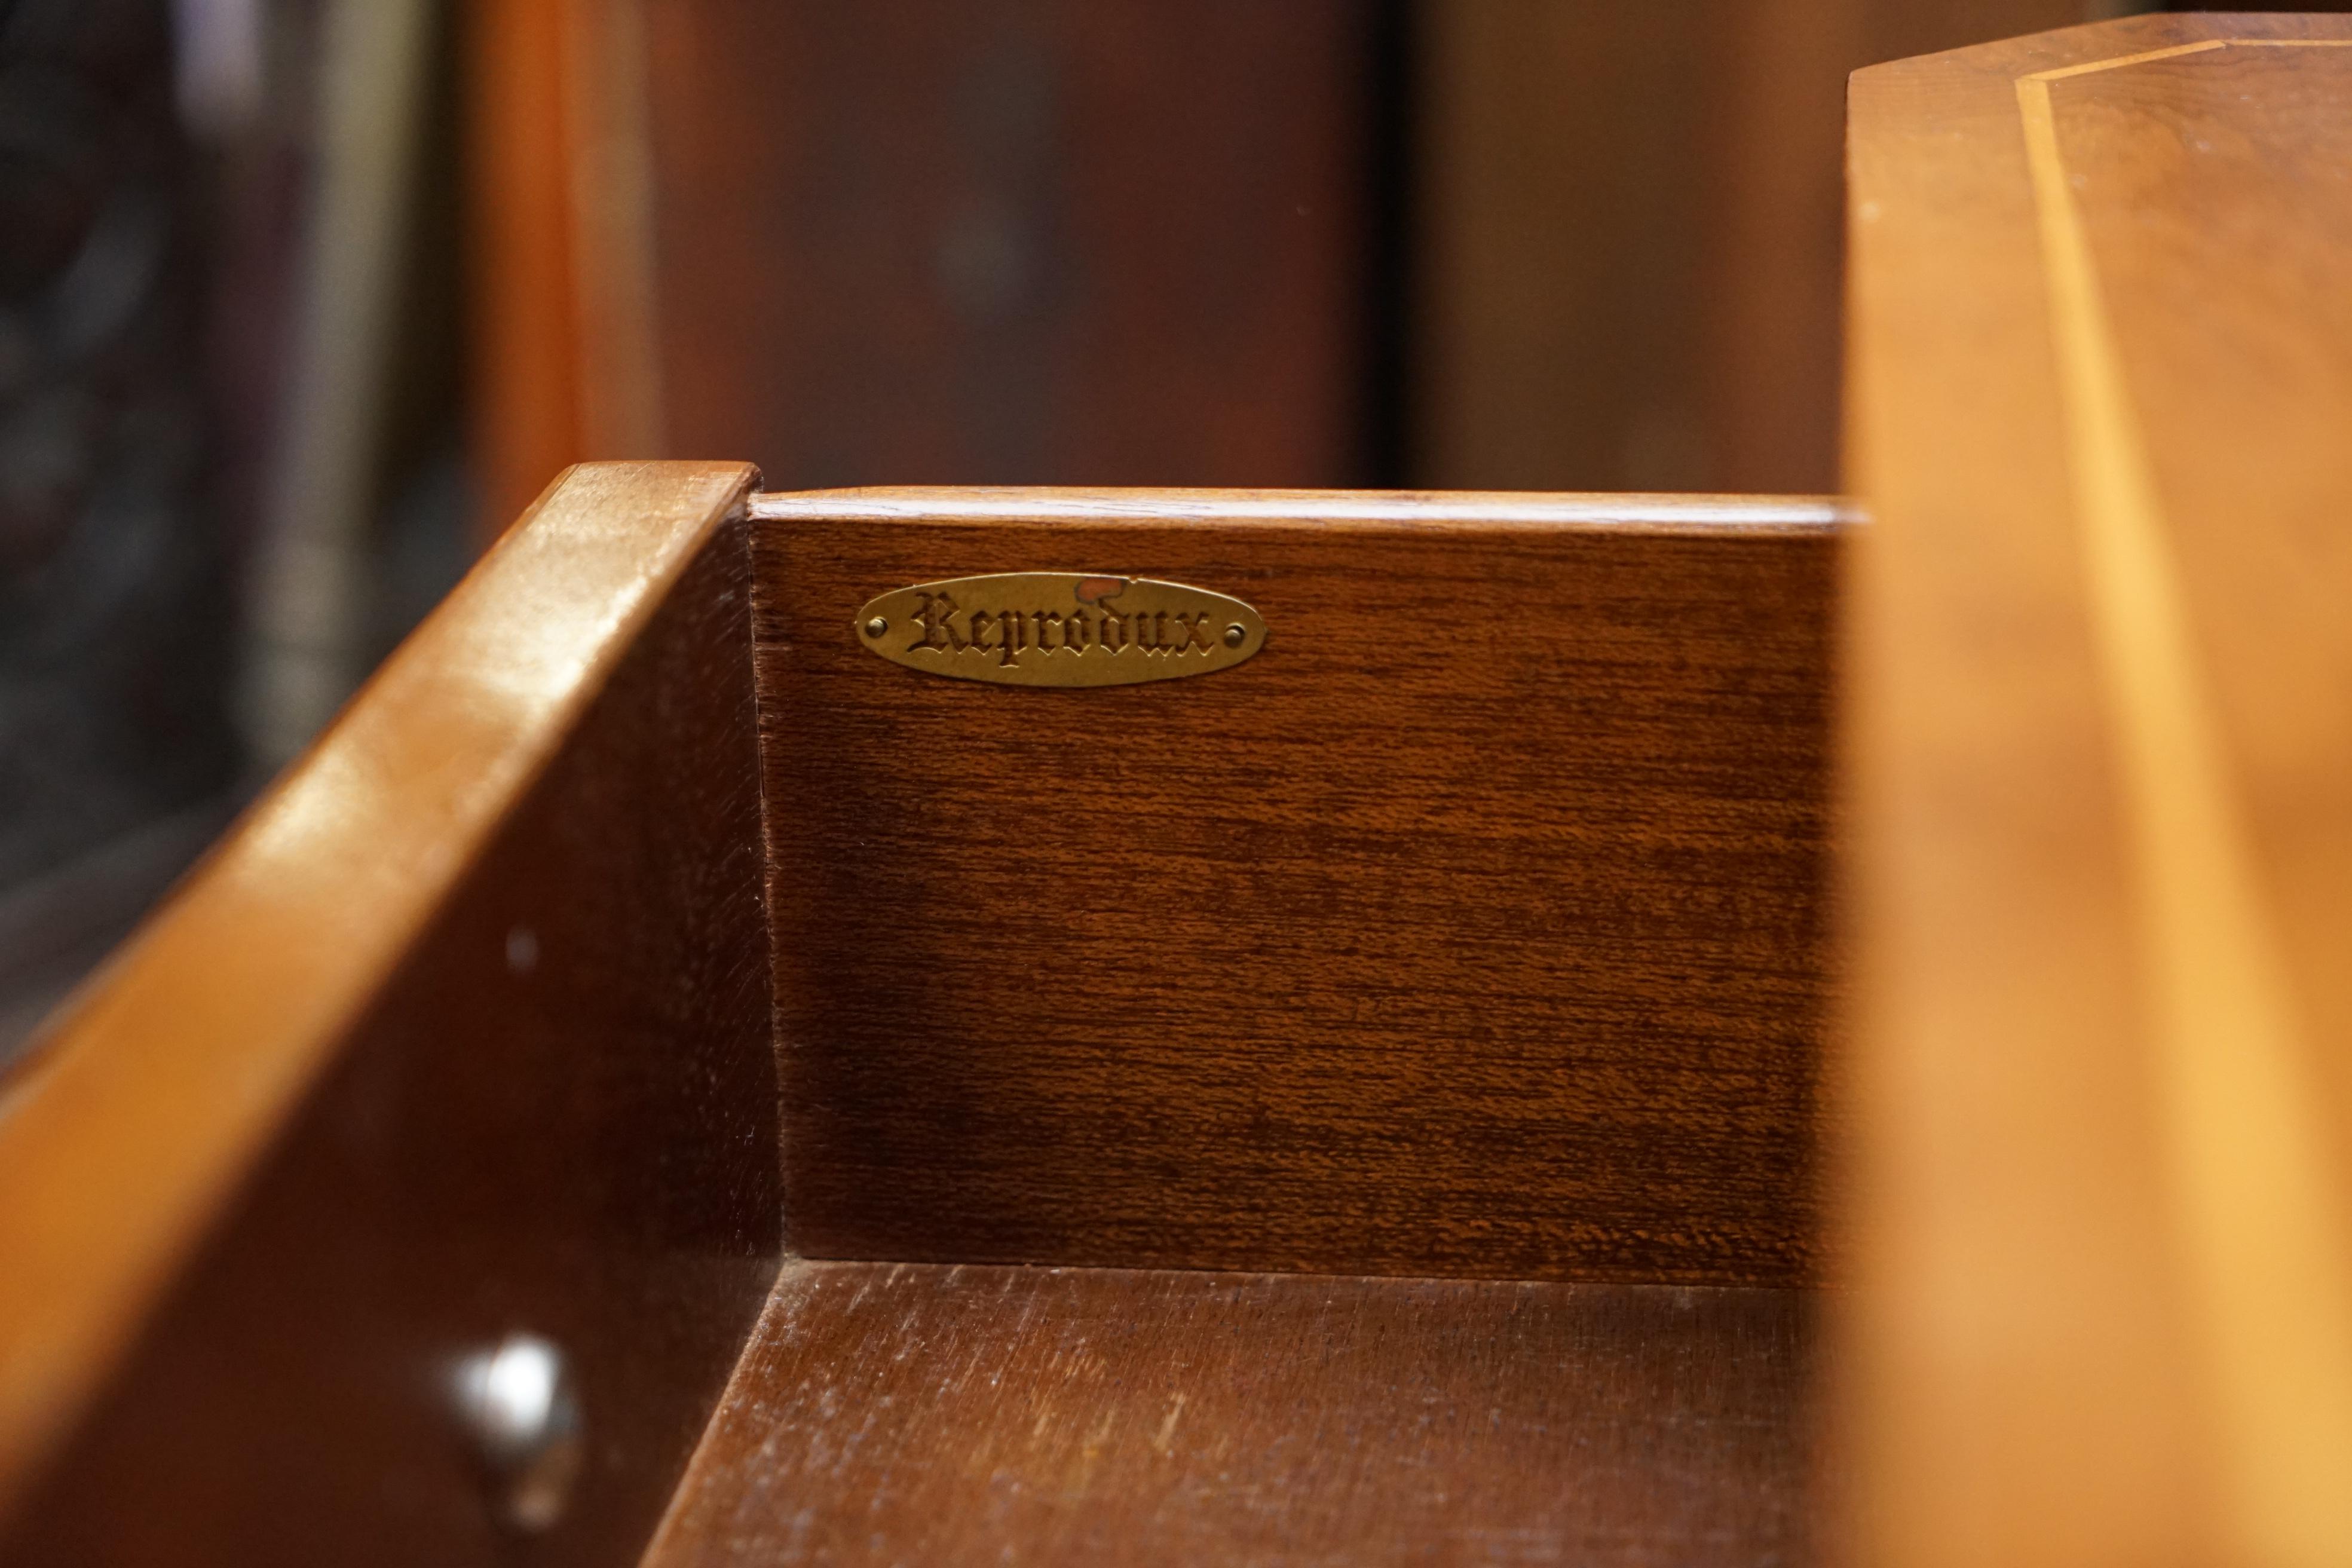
[[1223, 623, 1247, 648], [865, 616, 888, 638]]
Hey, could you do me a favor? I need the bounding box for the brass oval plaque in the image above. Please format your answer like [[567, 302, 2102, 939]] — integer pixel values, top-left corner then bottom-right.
[[853, 573, 1265, 688]]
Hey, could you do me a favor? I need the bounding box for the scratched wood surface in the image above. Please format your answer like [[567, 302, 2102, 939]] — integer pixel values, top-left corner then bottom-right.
[[0, 464, 779, 1563], [1843, 16, 2352, 1566], [641, 1260, 1820, 1567], [753, 488, 1839, 1286]]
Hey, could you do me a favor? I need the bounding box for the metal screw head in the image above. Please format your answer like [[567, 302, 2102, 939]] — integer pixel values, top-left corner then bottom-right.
[[1223, 623, 1247, 648], [864, 615, 889, 638], [456, 1334, 583, 1532]]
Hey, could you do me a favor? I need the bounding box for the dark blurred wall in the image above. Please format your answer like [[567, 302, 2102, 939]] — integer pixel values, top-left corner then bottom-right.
[[480, 0, 2189, 522], [1, 0, 473, 1057], [475, 0, 1374, 527], [0, 0, 239, 1041], [647, 2, 1367, 492], [1415, 0, 2150, 497], [0, 0, 234, 878]]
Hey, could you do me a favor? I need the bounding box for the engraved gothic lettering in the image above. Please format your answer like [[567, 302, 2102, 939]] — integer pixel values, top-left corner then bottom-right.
[[908, 591, 967, 654], [859, 575, 1261, 686], [912, 595, 1234, 662]]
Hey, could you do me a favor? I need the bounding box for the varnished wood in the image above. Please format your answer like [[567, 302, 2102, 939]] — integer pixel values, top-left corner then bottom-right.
[[0, 463, 777, 1561], [3, 470, 1843, 1558], [22, 11, 2352, 1559], [470, 0, 667, 535], [752, 487, 1840, 1285], [1843, 15, 2352, 1564], [643, 1261, 1818, 1567], [470, 0, 590, 532]]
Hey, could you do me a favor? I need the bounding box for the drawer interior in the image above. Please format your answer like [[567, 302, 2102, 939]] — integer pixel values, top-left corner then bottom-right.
[[0, 480, 1840, 1565], [673, 488, 1838, 1561]]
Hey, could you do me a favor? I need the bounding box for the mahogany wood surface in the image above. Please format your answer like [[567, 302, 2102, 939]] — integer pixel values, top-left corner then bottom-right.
[[470, 0, 590, 534], [0, 463, 778, 1563], [752, 488, 1841, 1287], [642, 1261, 1820, 1567], [470, 0, 667, 534], [1843, 16, 2352, 1565]]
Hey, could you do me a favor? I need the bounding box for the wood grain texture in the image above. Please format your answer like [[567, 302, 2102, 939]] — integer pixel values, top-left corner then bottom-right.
[[752, 488, 1839, 1285], [638, 2, 1364, 488], [1843, 16, 2352, 1565], [0, 463, 778, 1563], [642, 1261, 1820, 1567]]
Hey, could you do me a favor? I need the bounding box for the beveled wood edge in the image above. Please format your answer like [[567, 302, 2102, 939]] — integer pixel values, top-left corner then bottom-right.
[[1845, 7, 2344, 85], [751, 485, 1857, 532], [1841, 12, 2352, 1563], [0, 461, 758, 1524]]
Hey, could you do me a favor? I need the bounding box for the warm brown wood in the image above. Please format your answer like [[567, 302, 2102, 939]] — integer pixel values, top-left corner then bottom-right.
[[1843, 15, 2352, 1565], [643, 1260, 1819, 1566], [470, 0, 589, 533], [0, 463, 777, 1561], [637, 3, 1365, 488], [752, 488, 1840, 1286], [470, 0, 667, 535]]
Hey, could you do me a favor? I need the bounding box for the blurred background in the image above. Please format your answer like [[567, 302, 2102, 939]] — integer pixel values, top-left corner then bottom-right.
[[0, 0, 2286, 1053]]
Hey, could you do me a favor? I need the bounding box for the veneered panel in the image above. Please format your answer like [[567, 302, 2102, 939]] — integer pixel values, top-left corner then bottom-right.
[[753, 488, 1836, 1285], [1843, 16, 2352, 1564]]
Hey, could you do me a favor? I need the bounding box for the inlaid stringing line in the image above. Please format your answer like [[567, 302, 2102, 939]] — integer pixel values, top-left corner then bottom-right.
[[2025, 38, 2221, 82], [2017, 39, 2352, 1564]]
